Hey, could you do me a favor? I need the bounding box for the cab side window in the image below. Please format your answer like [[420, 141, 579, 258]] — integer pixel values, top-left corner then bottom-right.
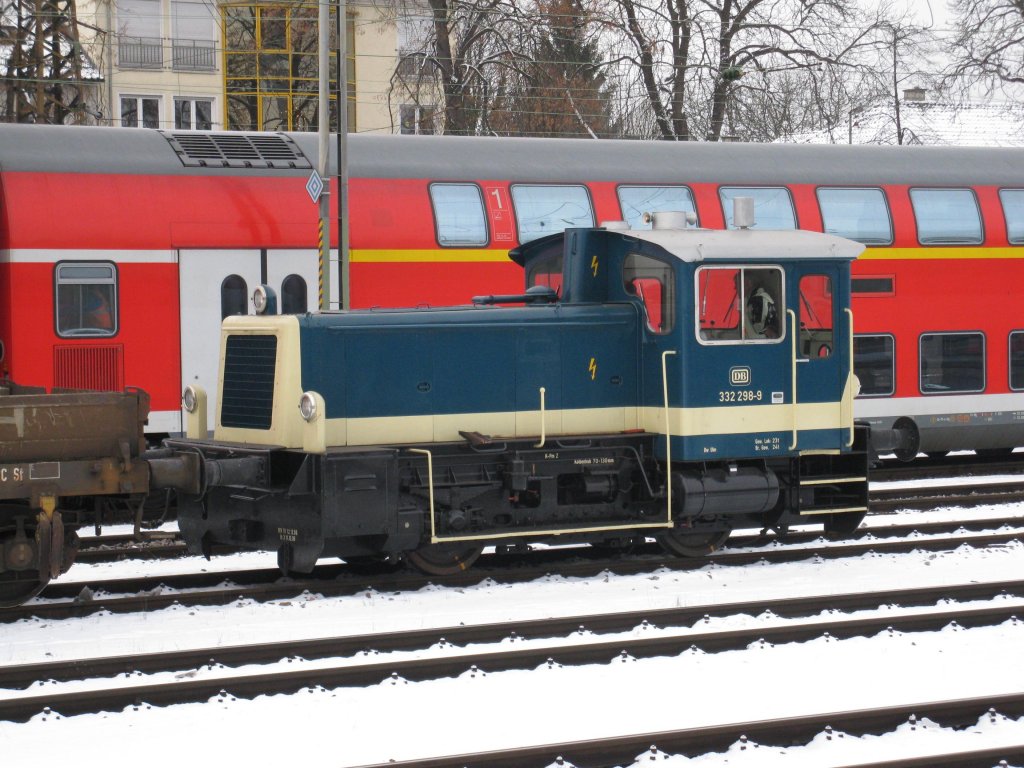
[[697, 266, 784, 343], [798, 274, 834, 358], [624, 253, 674, 334], [55, 262, 118, 338]]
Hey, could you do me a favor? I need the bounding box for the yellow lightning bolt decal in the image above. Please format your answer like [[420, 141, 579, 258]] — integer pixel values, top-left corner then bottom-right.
[[588, 357, 597, 380], [591, 254, 599, 277]]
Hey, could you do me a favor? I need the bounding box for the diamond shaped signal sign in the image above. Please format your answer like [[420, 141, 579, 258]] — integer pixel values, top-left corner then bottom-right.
[[306, 171, 325, 203]]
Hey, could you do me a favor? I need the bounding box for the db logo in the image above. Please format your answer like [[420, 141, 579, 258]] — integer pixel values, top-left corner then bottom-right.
[[730, 367, 751, 386]]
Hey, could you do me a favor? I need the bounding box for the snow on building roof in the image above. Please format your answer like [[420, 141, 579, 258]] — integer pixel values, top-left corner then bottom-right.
[[783, 98, 1024, 148]]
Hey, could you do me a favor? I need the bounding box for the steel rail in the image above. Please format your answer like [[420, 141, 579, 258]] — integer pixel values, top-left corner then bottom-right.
[[3, 525, 1021, 623], [0, 595, 1020, 722], [343, 695, 1024, 768]]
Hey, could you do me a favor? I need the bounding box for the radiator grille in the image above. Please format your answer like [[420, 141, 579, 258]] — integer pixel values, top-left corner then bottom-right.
[[161, 131, 312, 170], [221, 335, 278, 430], [53, 346, 124, 391]]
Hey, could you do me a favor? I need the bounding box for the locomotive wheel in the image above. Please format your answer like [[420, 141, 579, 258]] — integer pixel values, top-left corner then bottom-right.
[[0, 573, 46, 608], [406, 542, 484, 576], [657, 528, 731, 558]]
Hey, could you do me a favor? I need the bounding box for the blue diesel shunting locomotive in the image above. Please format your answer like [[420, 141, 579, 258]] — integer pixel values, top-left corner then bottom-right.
[[161, 214, 869, 574]]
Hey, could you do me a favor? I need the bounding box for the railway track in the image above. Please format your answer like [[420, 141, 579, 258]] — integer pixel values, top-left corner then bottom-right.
[[70, 467, 1024, 565], [345, 696, 1024, 768], [5, 516, 1023, 622], [1, 579, 1021, 722]]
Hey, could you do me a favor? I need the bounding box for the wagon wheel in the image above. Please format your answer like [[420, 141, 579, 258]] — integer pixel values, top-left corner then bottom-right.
[[657, 528, 731, 558], [0, 572, 46, 608], [406, 541, 484, 576]]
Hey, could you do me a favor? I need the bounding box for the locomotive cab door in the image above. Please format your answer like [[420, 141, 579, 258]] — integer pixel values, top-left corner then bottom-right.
[[792, 265, 849, 451]]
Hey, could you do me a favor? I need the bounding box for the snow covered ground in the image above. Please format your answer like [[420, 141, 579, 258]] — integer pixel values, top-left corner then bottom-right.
[[1, 503, 1023, 767]]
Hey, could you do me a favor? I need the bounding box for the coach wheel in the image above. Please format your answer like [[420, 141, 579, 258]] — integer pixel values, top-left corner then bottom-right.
[[657, 528, 731, 558], [406, 542, 484, 576], [0, 573, 46, 608]]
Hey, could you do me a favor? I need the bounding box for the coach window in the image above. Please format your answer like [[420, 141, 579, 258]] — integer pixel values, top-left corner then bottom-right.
[[920, 332, 985, 394], [719, 188, 796, 230], [817, 188, 893, 245], [55, 262, 118, 338], [281, 275, 307, 314], [697, 266, 783, 343], [1000, 190, 1024, 244], [221, 275, 248, 319], [624, 253, 674, 334], [510, 185, 594, 243], [429, 183, 488, 246], [1009, 332, 1024, 391], [617, 186, 697, 230], [910, 189, 983, 244], [854, 335, 895, 397]]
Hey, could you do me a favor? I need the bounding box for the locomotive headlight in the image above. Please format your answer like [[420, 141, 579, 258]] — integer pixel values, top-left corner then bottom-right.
[[299, 391, 318, 422], [252, 284, 277, 315], [182, 385, 199, 413]]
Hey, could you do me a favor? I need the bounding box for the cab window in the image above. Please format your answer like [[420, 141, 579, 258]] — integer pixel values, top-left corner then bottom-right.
[[697, 266, 784, 343], [624, 253, 674, 333], [524, 240, 564, 297], [798, 274, 833, 358], [55, 262, 118, 337]]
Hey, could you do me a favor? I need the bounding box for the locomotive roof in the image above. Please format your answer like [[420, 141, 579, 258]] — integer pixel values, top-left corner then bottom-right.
[[615, 226, 865, 263], [1, 123, 1024, 188]]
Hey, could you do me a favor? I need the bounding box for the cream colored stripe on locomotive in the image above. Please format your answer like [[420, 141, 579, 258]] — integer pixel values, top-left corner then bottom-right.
[[217, 400, 848, 449]]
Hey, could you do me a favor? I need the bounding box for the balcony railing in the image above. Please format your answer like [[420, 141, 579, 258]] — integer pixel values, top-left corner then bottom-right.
[[118, 36, 163, 69], [172, 39, 217, 72]]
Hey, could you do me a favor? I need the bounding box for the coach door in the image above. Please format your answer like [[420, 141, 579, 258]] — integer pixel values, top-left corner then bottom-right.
[[178, 248, 319, 433]]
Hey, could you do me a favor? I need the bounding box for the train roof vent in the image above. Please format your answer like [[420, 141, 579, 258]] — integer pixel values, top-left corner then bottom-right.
[[161, 131, 312, 170]]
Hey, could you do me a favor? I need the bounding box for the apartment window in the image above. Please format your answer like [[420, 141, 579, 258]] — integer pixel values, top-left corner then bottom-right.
[[720, 187, 796, 230], [117, 0, 162, 68], [174, 98, 213, 130], [224, 4, 356, 132], [55, 262, 118, 338], [910, 188, 983, 244], [171, 0, 216, 71], [617, 186, 697, 230], [920, 332, 985, 394], [510, 185, 594, 243], [854, 335, 895, 396], [121, 96, 160, 128], [817, 188, 893, 245], [1000, 190, 1024, 244], [430, 184, 488, 246], [401, 104, 435, 134]]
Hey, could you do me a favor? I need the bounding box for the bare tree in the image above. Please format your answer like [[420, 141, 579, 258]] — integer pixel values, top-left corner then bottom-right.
[[944, 0, 1024, 95], [389, 0, 534, 135], [597, 0, 876, 141], [1, 0, 101, 123]]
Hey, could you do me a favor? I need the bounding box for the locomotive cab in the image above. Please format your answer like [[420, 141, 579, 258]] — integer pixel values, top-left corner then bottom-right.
[[160, 221, 870, 575]]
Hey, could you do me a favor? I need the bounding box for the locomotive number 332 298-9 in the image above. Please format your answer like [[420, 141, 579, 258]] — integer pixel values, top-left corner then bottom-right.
[[718, 390, 763, 403]]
